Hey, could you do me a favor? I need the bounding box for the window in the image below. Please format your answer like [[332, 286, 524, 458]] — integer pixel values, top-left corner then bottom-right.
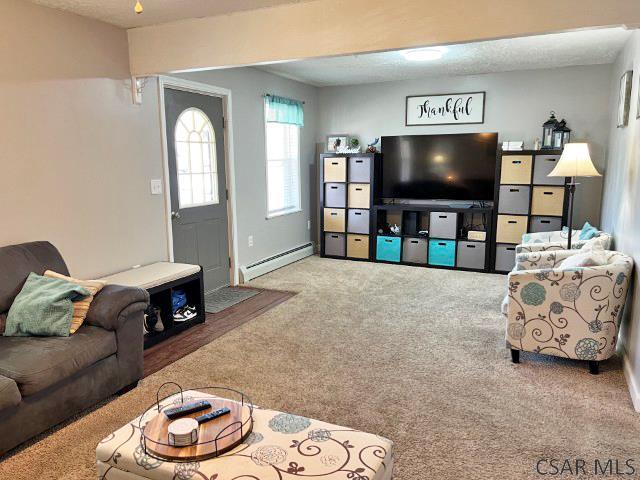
[[174, 108, 219, 208], [265, 115, 301, 217]]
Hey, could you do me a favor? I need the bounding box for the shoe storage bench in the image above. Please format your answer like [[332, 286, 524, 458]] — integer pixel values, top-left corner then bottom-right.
[[100, 262, 205, 349], [372, 204, 494, 271]]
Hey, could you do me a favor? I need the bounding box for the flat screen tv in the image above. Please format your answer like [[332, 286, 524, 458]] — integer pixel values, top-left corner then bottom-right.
[[381, 133, 498, 201]]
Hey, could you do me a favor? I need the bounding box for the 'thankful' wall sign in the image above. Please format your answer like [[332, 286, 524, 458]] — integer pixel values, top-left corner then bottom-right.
[[406, 92, 485, 126]]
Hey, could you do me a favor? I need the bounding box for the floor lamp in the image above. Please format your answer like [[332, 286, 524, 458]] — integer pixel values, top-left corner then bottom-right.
[[548, 143, 601, 249]]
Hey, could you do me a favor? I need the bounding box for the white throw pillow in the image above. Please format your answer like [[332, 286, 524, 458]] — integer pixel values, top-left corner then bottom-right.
[[561, 250, 608, 269], [580, 235, 607, 252]]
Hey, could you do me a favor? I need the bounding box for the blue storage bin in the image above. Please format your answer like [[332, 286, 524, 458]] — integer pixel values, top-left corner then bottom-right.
[[428, 239, 456, 267], [376, 236, 401, 262]]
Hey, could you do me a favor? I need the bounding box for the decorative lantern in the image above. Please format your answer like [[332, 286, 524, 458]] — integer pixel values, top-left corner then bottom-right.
[[552, 119, 571, 149], [542, 111, 558, 149]]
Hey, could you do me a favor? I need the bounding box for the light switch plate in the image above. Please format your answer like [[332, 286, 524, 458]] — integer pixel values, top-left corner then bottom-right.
[[150, 179, 163, 195]]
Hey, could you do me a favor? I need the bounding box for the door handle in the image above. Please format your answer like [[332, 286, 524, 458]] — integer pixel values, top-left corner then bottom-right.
[[171, 211, 181, 220]]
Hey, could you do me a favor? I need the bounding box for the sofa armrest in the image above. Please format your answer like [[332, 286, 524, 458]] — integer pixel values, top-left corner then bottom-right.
[[86, 284, 149, 331]]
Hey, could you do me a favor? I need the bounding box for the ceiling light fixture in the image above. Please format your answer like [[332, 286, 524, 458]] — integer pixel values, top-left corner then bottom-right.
[[402, 47, 447, 61], [134, 0, 143, 14]]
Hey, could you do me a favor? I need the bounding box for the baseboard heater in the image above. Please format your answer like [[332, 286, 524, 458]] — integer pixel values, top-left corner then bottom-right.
[[240, 243, 314, 282]]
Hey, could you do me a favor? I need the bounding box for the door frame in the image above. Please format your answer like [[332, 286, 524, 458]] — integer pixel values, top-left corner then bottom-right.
[[157, 75, 239, 286]]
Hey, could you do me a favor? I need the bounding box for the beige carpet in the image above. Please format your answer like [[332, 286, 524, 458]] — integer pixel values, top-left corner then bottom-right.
[[1, 256, 639, 479]]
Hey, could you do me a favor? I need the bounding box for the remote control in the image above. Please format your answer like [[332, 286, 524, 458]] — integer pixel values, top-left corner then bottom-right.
[[164, 400, 211, 420], [195, 407, 231, 425]]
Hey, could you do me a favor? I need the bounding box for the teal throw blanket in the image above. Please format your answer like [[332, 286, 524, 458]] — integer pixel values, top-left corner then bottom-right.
[[5, 273, 90, 337]]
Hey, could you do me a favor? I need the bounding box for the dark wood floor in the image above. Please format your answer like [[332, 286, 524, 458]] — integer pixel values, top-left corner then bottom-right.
[[143, 288, 295, 378]]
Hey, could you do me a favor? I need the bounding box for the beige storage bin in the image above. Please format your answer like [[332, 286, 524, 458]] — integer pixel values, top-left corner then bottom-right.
[[496, 215, 528, 244], [348, 184, 370, 209], [323, 157, 347, 182], [323, 208, 345, 232], [500, 155, 533, 185], [531, 186, 565, 216], [347, 234, 369, 259]]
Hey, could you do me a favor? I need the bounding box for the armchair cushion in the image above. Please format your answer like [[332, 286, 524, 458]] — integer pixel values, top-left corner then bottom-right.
[[506, 251, 633, 362], [85, 285, 149, 331]]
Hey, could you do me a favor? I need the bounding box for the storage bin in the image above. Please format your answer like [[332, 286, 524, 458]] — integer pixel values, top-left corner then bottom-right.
[[348, 157, 371, 183], [496, 215, 527, 244], [324, 233, 345, 257], [429, 212, 457, 239], [347, 234, 369, 259], [529, 216, 563, 233], [324, 183, 346, 208], [428, 239, 456, 267], [531, 186, 565, 216], [323, 157, 346, 182], [348, 184, 370, 209], [402, 237, 428, 264], [495, 244, 517, 272], [323, 208, 345, 232], [500, 155, 532, 185], [456, 241, 486, 270], [498, 186, 530, 215], [376, 236, 401, 262], [347, 209, 369, 234], [533, 155, 565, 185]]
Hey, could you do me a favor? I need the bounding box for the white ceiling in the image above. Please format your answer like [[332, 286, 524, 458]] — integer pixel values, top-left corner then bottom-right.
[[30, 0, 313, 28], [257, 27, 632, 87]]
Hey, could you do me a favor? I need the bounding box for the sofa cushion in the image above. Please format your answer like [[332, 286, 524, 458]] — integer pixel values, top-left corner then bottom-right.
[[0, 242, 69, 313], [0, 325, 116, 396], [0, 375, 21, 412]]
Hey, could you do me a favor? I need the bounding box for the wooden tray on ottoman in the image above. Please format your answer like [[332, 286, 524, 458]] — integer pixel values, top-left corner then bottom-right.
[[140, 387, 253, 462]]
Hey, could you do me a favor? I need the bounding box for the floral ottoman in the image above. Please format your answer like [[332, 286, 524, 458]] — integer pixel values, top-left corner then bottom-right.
[[96, 392, 394, 480]]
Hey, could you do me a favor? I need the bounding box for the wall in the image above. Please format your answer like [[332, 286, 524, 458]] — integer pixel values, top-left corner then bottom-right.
[[0, 0, 166, 278], [176, 68, 319, 267], [318, 65, 613, 227], [127, 0, 640, 75], [600, 31, 640, 406]]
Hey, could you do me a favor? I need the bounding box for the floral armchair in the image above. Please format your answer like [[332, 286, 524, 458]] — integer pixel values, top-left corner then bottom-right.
[[516, 230, 612, 254], [504, 250, 633, 374]]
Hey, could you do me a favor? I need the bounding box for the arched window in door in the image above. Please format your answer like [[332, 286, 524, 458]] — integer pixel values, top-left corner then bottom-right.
[[174, 107, 219, 207]]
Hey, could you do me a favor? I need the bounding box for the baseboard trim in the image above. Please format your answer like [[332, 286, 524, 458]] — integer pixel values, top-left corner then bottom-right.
[[623, 354, 640, 412], [240, 243, 313, 282]]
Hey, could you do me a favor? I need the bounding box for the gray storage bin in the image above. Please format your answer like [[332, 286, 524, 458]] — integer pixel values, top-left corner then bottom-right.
[[325, 183, 346, 208], [533, 155, 565, 185], [347, 209, 369, 234], [498, 185, 530, 215], [495, 244, 517, 272], [429, 212, 458, 239], [402, 237, 428, 264], [530, 216, 562, 233], [324, 233, 345, 257], [456, 241, 486, 270], [348, 157, 371, 183]]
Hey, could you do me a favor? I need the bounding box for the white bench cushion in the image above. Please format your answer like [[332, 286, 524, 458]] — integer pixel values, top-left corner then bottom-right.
[[99, 262, 200, 290]]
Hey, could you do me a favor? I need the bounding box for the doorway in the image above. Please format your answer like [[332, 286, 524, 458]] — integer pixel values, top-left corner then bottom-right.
[[162, 82, 235, 291]]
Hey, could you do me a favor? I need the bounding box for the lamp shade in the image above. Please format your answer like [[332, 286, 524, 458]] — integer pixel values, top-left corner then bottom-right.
[[548, 143, 601, 178]]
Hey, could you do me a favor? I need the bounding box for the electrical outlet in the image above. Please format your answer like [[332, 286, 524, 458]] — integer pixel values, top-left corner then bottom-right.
[[248, 235, 254, 247], [150, 179, 163, 195], [307, 220, 311, 230]]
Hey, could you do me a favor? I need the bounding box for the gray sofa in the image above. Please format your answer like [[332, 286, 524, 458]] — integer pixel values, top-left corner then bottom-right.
[[0, 241, 149, 455]]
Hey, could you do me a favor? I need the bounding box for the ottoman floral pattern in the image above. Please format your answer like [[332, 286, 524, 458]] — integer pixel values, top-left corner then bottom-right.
[[505, 251, 633, 363], [96, 391, 394, 480]]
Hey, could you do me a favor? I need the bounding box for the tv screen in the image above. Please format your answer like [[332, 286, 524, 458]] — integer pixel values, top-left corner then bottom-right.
[[381, 133, 498, 201]]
